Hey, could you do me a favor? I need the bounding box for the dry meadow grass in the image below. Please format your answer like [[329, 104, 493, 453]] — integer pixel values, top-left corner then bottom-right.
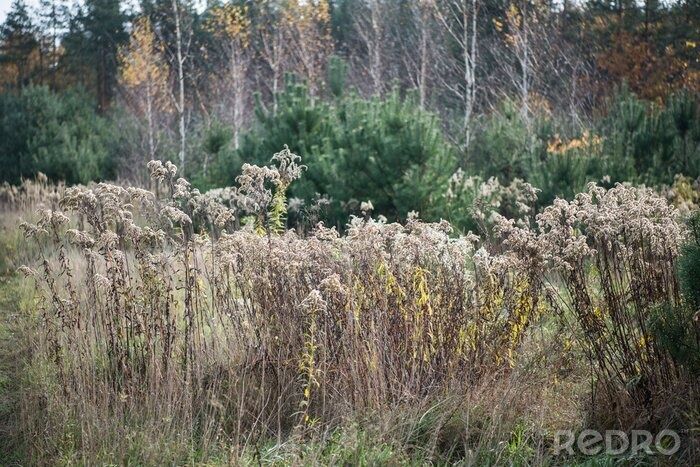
[[0, 150, 698, 465]]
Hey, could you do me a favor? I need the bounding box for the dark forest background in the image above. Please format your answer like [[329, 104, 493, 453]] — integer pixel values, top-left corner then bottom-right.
[[1, 0, 699, 228]]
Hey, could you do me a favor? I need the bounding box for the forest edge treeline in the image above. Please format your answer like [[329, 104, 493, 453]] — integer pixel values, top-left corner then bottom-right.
[[0, 0, 699, 230]]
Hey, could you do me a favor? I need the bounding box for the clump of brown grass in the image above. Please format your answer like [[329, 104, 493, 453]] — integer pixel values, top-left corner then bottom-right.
[[5, 151, 698, 463], [0, 173, 64, 212]]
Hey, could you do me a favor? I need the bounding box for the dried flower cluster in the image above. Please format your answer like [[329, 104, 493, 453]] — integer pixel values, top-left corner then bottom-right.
[[494, 182, 687, 416], [445, 169, 539, 231], [8, 154, 696, 459], [664, 174, 700, 217]]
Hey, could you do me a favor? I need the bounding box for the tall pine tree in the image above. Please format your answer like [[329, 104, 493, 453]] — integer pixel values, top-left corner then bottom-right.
[[0, 0, 39, 89], [62, 0, 127, 110]]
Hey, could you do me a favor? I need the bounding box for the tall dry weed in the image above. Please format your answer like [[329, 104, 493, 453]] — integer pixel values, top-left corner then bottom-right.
[[6, 151, 698, 462]]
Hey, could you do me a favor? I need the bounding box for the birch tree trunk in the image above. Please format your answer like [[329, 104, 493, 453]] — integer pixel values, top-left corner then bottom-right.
[[435, 0, 479, 150], [172, 0, 186, 175], [354, 0, 385, 97]]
